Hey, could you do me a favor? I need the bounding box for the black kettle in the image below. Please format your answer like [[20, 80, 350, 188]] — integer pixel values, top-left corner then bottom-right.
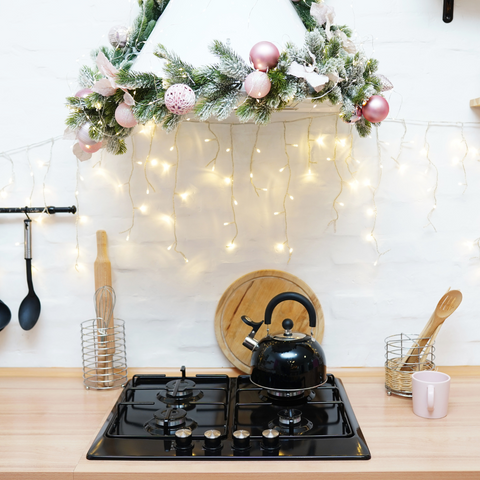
[[242, 292, 327, 391]]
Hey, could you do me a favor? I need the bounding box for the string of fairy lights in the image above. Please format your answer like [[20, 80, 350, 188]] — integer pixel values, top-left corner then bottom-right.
[[2, 116, 480, 268]]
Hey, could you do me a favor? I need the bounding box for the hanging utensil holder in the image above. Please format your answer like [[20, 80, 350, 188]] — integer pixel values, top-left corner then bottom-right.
[[384, 333, 437, 397], [81, 318, 127, 389]]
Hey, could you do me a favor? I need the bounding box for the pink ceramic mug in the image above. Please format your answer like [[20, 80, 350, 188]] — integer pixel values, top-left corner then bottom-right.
[[412, 371, 451, 419]]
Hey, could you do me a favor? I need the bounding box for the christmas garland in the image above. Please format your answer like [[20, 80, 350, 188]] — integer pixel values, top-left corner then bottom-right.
[[65, 0, 391, 159]]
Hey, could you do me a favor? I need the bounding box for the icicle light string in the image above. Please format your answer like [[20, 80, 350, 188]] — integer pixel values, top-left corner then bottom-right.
[[205, 123, 220, 171], [278, 122, 293, 263], [391, 119, 407, 170], [306, 117, 316, 175], [42, 139, 55, 210], [0, 153, 15, 199], [225, 124, 239, 249], [26, 147, 35, 207], [369, 128, 390, 266], [326, 116, 343, 233], [143, 123, 157, 194], [423, 122, 439, 232], [249, 125, 267, 196], [169, 126, 188, 263], [344, 126, 359, 178], [119, 136, 137, 241], [458, 122, 469, 194]]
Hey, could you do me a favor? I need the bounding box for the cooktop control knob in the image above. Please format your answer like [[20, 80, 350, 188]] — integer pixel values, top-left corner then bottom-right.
[[262, 428, 280, 450], [204, 429, 222, 450], [175, 428, 193, 449], [233, 430, 251, 450]]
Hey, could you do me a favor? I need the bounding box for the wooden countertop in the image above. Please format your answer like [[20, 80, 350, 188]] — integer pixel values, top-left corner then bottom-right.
[[0, 366, 479, 479]]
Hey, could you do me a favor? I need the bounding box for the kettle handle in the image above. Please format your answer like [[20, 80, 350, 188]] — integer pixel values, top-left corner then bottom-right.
[[264, 292, 316, 328]]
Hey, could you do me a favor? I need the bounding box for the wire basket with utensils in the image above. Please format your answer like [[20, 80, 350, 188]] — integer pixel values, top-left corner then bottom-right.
[[81, 286, 127, 389], [385, 333, 437, 397], [81, 318, 127, 389]]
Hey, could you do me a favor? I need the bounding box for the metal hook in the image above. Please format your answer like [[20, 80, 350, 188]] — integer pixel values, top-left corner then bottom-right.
[[23, 207, 31, 221]]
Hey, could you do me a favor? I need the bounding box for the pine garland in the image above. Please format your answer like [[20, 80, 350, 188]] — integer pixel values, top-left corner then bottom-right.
[[66, 0, 387, 155]]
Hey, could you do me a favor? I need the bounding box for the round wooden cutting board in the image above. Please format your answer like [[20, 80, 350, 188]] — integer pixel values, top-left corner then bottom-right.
[[214, 270, 325, 374]]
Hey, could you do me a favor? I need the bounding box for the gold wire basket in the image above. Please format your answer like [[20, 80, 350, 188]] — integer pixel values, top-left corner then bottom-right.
[[384, 333, 437, 397], [81, 318, 128, 390]]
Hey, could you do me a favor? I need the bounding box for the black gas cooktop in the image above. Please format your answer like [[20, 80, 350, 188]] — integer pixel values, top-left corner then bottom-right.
[[87, 367, 370, 460]]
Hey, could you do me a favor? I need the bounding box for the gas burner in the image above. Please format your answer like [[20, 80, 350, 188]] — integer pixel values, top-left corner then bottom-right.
[[259, 389, 316, 404], [145, 408, 198, 436], [157, 391, 204, 409], [165, 378, 196, 397], [154, 408, 187, 428], [156, 365, 205, 408], [268, 408, 313, 435], [269, 389, 304, 398], [279, 408, 302, 426]]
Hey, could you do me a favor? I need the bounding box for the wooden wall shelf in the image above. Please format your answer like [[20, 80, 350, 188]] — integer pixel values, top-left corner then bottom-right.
[[470, 98, 480, 107]]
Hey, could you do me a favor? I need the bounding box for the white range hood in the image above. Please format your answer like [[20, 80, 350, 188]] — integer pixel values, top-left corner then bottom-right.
[[133, 0, 308, 74]]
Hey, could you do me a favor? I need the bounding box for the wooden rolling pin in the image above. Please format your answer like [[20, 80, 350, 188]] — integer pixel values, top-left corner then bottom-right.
[[94, 230, 114, 386]]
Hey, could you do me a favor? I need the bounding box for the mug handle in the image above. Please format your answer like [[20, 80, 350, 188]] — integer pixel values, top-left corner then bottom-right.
[[427, 385, 435, 412]]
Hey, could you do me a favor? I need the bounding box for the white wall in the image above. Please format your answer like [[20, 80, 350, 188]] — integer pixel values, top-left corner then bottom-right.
[[1, 0, 480, 369]]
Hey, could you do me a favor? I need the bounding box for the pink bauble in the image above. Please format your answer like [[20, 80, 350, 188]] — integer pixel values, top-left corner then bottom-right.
[[362, 95, 389, 123], [77, 122, 97, 146], [249, 41, 280, 72], [165, 84, 196, 115], [78, 140, 102, 153], [115, 102, 138, 128], [75, 88, 93, 98], [244, 71, 271, 99]]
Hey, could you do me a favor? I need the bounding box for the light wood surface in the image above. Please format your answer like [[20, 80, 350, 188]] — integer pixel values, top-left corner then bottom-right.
[[0, 367, 479, 480], [214, 269, 325, 373]]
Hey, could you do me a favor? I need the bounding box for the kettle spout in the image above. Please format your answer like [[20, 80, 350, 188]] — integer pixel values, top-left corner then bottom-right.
[[243, 336, 259, 351], [241, 315, 263, 351]]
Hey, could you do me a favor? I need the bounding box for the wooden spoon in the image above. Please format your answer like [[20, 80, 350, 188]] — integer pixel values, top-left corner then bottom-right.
[[401, 290, 462, 369]]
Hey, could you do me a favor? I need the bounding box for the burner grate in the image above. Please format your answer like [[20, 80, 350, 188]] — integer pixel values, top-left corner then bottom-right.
[[234, 374, 354, 439]]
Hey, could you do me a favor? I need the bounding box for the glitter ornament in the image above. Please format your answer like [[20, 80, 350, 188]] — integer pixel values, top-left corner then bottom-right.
[[75, 88, 93, 98], [77, 122, 97, 146], [244, 71, 271, 99], [108, 25, 129, 48], [249, 41, 280, 72], [115, 102, 138, 128], [78, 140, 102, 153], [362, 95, 389, 123], [376, 74, 394, 92], [165, 84, 196, 115]]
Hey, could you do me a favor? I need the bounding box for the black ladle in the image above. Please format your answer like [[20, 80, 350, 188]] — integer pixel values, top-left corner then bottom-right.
[[18, 219, 41, 330], [0, 299, 11, 331]]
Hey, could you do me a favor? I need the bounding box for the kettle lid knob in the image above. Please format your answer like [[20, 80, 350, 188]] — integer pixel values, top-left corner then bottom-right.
[[282, 318, 294, 332]]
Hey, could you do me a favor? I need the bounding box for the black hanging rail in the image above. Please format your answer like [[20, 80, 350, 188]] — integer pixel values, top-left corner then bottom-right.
[[0, 206, 77, 215]]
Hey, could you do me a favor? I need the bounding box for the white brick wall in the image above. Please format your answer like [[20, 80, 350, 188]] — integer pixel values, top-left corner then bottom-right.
[[0, 0, 479, 368]]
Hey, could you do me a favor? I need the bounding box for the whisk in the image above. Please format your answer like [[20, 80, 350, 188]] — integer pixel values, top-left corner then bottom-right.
[[94, 286, 116, 386]]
